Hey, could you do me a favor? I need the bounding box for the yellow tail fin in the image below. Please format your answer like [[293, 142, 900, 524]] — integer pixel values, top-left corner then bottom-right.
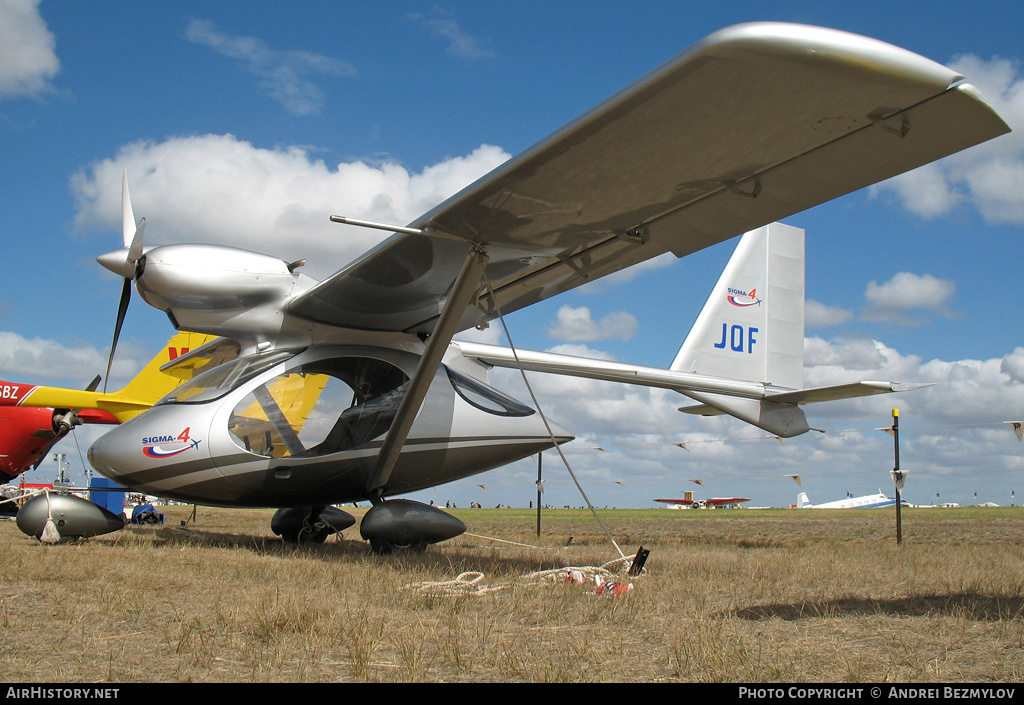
[[111, 331, 217, 417], [2, 331, 218, 422]]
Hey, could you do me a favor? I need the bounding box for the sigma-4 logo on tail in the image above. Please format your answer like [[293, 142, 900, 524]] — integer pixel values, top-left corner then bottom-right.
[[143, 427, 201, 459], [727, 287, 761, 307]]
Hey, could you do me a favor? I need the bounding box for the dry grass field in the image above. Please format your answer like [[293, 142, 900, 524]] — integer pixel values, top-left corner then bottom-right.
[[1, 504, 1022, 683]]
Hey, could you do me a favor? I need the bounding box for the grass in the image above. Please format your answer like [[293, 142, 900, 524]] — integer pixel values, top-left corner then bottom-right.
[[0, 505, 1022, 682]]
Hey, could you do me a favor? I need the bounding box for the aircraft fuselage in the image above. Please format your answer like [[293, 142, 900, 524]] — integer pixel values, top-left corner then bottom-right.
[[88, 343, 571, 507]]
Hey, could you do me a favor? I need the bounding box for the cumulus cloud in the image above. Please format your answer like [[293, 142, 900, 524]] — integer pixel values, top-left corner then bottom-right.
[[870, 55, 1024, 224], [805, 299, 854, 329], [999, 347, 1024, 383], [546, 305, 638, 342], [185, 19, 357, 116], [861, 272, 959, 325], [408, 10, 495, 60], [70, 134, 511, 279], [0, 331, 148, 387], [0, 0, 58, 99]]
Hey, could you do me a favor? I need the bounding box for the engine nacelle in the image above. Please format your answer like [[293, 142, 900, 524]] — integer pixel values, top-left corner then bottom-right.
[[135, 244, 298, 312], [122, 244, 313, 339]]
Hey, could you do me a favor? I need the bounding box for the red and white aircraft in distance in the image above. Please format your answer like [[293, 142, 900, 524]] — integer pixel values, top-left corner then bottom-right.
[[655, 496, 751, 509]]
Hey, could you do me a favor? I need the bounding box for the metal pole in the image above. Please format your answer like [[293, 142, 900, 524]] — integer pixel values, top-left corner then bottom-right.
[[536, 452, 542, 537], [893, 409, 902, 546]]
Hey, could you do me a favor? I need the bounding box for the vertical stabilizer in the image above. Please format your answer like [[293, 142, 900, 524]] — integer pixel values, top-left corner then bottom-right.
[[110, 331, 214, 419], [671, 223, 810, 437], [798, 492, 811, 508], [671, 222, 804, 389]]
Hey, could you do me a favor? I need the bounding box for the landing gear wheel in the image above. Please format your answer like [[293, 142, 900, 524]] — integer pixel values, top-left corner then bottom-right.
[[281, 524, 331, 544], [369, 537, 427, 555]]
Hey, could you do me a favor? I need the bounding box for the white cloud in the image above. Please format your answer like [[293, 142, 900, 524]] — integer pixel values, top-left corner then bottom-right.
[[70, 134, 511, 280], [870, 55, 1024, 224], [545, 305, 638, 342], [0, 331, 148, 387], [510, 333, 1024, 506], [576, 252, 676, 294], [861, 272, 959, 325], [1000, 347, 1024, 383], [185, 19, 357, 116], [805, 299, 853, 329], [804, 336, 897, 372], [409, 10, 495, 60], [0, 0, 58, 99]]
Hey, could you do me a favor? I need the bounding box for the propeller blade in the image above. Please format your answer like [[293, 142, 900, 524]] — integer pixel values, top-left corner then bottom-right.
[[103, 278, 132, 394], [85, 375, 101, 393], [121, 169, 137, 249], [127, 217, 146, 265]]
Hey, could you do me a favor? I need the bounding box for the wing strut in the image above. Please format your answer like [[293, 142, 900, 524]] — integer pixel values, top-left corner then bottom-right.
[[365, 246, 489, 499]]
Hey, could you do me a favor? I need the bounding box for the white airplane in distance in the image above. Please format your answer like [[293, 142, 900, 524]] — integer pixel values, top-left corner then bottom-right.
[[798, 491, 897, 509]]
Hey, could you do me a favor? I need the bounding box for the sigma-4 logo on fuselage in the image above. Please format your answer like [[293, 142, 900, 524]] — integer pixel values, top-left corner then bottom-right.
[[142, 427, 201, 459]]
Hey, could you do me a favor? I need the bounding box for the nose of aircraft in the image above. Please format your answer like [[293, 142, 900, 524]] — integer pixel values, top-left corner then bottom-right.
[[88, 425, 129, 483], [537, 416, 575, 448]]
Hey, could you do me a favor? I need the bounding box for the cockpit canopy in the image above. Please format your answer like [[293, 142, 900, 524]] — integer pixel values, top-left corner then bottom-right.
[[157, 348, 534, 460]]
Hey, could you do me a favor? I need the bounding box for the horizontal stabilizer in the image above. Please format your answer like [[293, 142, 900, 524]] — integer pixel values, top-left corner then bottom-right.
[[766, 381, 933, 405], [680, 382, 933, 421]]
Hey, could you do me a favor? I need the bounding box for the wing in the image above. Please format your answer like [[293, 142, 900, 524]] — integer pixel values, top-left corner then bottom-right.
[[287, 22, 1008, 335]]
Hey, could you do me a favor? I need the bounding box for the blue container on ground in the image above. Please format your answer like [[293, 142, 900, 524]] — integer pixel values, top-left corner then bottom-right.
[[89, 476, 126, 516]]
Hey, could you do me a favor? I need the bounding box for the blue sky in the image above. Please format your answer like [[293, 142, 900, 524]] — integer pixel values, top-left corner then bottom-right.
[[2, 1, 1023, 513]]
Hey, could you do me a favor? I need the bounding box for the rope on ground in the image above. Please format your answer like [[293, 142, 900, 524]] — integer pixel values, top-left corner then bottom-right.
[[462, 532, 551, 549], [402, 554, 644, 597]]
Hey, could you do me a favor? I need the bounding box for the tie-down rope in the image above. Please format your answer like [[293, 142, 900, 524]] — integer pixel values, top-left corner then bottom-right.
[[479, 269, 625, 561]]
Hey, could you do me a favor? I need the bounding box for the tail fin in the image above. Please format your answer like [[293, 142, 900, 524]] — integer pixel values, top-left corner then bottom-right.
[[672, 222, 811, 437], [671, 222, 804, 386], [0, 331, 216, 423], [798, 492, 811, 508], [110, 331, 215, 418]]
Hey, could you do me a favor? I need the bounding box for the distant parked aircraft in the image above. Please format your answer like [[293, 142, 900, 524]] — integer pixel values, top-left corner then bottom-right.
[[655, 493, 750, 509], [797, 491, 896, 509]]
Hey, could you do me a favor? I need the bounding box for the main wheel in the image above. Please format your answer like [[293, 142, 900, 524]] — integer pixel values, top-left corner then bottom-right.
[[281, 525, 331, 544], [369, 537, 427, 555]]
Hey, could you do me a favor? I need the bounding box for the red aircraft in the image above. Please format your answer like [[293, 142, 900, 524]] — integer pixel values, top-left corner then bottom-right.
[[0, 404, 117, 481]]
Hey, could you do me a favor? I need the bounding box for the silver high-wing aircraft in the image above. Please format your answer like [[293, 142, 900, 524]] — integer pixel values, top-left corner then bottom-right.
[[77, 23, 1007, 552]]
